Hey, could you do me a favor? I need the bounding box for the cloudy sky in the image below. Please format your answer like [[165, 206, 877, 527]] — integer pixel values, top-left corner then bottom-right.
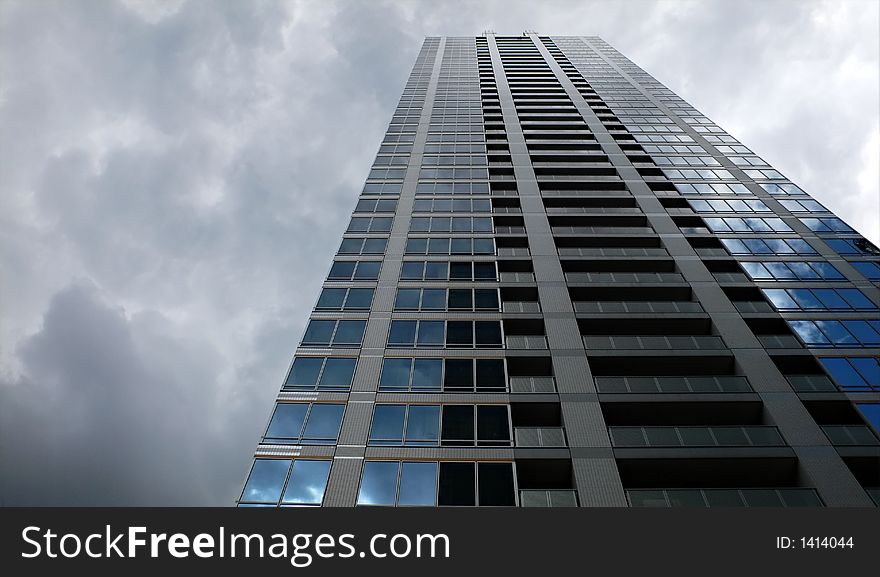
[[1, 0, 877, 506]]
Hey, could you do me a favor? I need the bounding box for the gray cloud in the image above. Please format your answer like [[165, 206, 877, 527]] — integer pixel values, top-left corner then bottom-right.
[[0, 0, 877, 505]]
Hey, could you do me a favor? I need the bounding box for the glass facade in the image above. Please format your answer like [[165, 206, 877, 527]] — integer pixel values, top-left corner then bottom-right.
[[239, 34, 880, 507]]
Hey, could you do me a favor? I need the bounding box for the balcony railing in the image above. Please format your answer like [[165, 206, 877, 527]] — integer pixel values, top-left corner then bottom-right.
[[506, 335, 548, 350], [627, 488, 822, 507], [514, 427, 567, 447], [509, 376, 556, 393], [785, 374, 837, 392], [520, 490, 578, 507], [595, 375, 752, 394], [503, 301, 541, 313], [499, 272, 536, 283], [584, 335, 726, 350], [574, 301, 702, 314], [565, 272, 684, 283], [558, 247, 668, 257], [822, 425, 880, 446], [609, 426, 786, 448]]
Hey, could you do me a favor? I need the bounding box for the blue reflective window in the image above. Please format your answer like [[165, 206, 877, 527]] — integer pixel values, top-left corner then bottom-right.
[[425, 262, 448, 279], [844, 320, 880, 346], [838, 289, 877, 310], [301, 404, 345, 443], [389, 321, 417, 347], [852, 261, 880, 280], [856, 404, 880, 433], [369, 405, 406, 444], [400, 261, 424, 279], [344, 288, 374, 309], [380, 358, 413, 389], [412, 359, 443, 390], [763, 289, 798, 310], [302, 320, 335, 345], [405, 405, 441, 445], [316, 288, 346, 309], [398, 462, 438, 506], [281, 460, 332, 505], [816, 321, 858, 346], [328, 261, 356, 279], [395, 289, 421, 310], [333, 320, 366, 346], [241, 459, 290, 503], [417, 321, 445, 346], [317, 358, 357, 389], [358, 462, 399, 506], [820, 357, 872, 390], [850, 358, 880, 387], [265, 404, 308, 439], [421, 289, 446, 310], [286, 357, 323, 387], [353, 261, 381, 280]]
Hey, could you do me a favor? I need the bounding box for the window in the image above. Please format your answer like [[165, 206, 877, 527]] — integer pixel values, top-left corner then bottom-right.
[[239, 459, 331, 506], [409, 216, 493, 233], [720, 238, 816, 256], [400, 261, 496, 281], [418, 167, 489, 179], [404, 237, 495, 255], [674, 182, 749, 195], [347, 216, 394, 233], [851, 261, 880, 281], [387, 321, 503, 348], [357, 460, 516, 507], [302, 320, 366, 347], [415, 181, 490, 195], [357, 461, 438, 506], [758, 183, 805, 196], [762, 288, 876, 311], [355, 199, 398, 213], [284, 357, 356, 391], [393, 288, 499, 311], [367, 168, 406, 180], [688, 199, 770, 213], [778, 199, 828, 213], [788, 320, 880, 348], [824, 238, 880, 257], [328, 260, 381, 281], [338, 237, 387, 255], [743, 168, 784, 180], [740, 261, 844, 281], [819, 357, 880, 391], [264, 403, 345, 444], [362, 182, 402, 195], [662, 168, 733, 180], [413, 198, 491, 213], [704, 217, 792, 233], [316, 288, 374, 310], [652, 155, 721, 167], [799, 218, 854, 233], [378, 358, 506, 392], [856, 404, 880, 433], [369, 405, 441, 445]]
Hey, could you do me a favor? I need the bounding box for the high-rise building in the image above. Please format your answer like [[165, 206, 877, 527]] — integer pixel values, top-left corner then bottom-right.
[[237, 34, 880, 508]]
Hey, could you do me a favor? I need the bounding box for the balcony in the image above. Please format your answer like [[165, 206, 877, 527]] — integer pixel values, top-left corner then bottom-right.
[[520, 490, 578, 507], [506, 335, 548, 350], [565, 272, 684, 284], [609, 426, 786, 448], [595, 375, 752, 394], [584, 335, 726, 350], [627, 488, 822, 507], [574, 301, 702, 314], [515, 427, 567, 447], [509, 376, 556, 393], [822, 425, 880, 446]]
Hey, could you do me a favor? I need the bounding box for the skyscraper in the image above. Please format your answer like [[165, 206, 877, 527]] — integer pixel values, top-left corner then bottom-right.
[[237, 34, 880, 508]]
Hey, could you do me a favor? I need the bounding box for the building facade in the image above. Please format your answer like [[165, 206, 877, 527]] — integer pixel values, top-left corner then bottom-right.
[[238, 34, 880, 508]]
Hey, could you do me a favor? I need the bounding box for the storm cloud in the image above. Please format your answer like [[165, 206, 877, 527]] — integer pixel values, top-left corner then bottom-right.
[[1, 0, 877, 505]]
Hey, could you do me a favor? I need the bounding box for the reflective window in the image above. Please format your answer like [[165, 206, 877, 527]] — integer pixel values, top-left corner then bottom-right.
[[789, 320, 880, 348], [281, 460, 332, 505], [819, 357, 880, 391], [285, 357, 357, 391], [264, 403, 344, 444], [762, 288, 877, 311], [240, 459, 290, 504]]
